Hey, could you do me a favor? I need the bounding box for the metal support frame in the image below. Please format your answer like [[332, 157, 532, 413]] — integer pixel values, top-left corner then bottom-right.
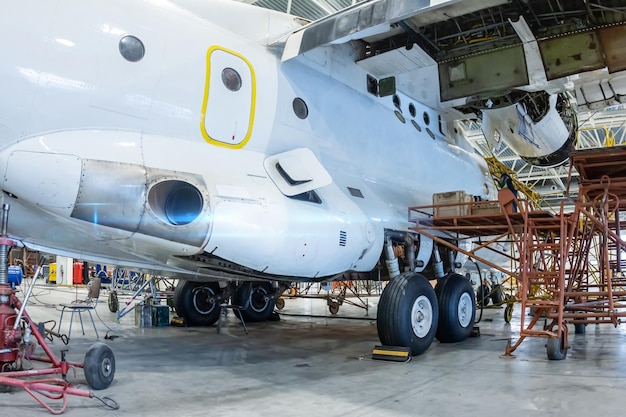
[[411, 146, 626, 358]]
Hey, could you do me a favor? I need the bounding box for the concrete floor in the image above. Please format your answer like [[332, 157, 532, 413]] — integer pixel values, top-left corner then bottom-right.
[[2, 283, 626, 416]]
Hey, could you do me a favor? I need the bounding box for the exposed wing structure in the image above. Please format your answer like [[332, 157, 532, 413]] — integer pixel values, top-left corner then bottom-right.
[[281, 0, 626, 111]]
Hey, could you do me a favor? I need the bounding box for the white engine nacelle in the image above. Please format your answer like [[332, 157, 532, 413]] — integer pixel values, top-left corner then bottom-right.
[[480, 92, 576, 167]]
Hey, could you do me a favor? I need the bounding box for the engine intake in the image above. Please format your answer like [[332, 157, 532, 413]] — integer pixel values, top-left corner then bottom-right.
[[148, 180, 203, 226]]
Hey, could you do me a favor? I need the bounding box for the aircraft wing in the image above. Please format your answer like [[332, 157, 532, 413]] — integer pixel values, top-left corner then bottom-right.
[[280, 0, 626, 111]]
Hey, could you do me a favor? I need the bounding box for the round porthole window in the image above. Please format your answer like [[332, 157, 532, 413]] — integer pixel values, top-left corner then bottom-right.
[[409, 103, 416, 118], [392, 94, 401, 109], [293, 97, 308, 119], [222, 68, 242, 91], [119, 35, 145, 62], [423, 111, 430, 126]]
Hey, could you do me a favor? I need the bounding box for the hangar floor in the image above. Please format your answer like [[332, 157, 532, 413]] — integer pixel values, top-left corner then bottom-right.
[[3, 284, 626, 416]]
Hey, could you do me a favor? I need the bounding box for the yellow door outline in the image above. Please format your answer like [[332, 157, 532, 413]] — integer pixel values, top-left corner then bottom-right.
[[200, 45, 257, 149]]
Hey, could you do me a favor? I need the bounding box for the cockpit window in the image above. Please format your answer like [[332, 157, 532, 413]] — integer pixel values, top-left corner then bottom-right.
[[222, 68, 242, 91]]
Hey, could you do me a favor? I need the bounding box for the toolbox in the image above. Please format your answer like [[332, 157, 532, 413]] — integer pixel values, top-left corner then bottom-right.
[[152, 305, 170, 327], [135, 303, 152, 327]]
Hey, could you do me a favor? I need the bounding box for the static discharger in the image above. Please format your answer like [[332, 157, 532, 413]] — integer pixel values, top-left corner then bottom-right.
[[372, 345, 411, 362]]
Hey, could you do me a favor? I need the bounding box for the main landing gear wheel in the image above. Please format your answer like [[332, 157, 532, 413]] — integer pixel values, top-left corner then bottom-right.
[[173, 281, 222, 326], [477, 284, 491, 307], [108, 291, 119, 313], [377, 272, 438, 356], [233, 282, 276, 322], [435, 273, 475, 343], [84, 342, 115, 390], [491, 284, 504, 305]]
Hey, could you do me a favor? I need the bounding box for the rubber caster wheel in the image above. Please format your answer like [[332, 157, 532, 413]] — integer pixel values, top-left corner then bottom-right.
[[546, 329, 568, 360], [84, 342, 115, 390], [108, 292, 119, 313], [504, 305, 513, 324], [328, 301, 340, 315], [275, 297, 285, 310]]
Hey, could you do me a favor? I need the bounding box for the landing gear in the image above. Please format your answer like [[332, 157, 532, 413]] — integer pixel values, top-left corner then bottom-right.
[[490, 284, 504, 305], [435, 273, 475, 343], [377, 272, 438, 356], [173, 281, 222, 326], [476, 284, 491, 307], [233, 281, 276, 322]]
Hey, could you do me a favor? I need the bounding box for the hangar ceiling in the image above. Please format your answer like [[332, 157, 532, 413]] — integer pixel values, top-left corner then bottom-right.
[[238, 0, 366, 22], [241, 0, 626, 211]]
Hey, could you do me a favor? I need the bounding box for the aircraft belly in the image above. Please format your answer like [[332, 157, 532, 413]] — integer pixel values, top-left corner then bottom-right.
[[207, 182, 381, 278]]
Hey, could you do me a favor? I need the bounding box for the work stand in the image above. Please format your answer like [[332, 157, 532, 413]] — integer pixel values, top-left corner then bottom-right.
[[410, 145, 626, 359]]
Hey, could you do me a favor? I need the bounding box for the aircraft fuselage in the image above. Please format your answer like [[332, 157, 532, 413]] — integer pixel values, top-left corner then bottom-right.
[[0, 0, 491, 279]]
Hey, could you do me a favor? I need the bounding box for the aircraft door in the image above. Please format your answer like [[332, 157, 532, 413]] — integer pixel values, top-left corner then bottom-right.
[[201, 46, 256, 148]]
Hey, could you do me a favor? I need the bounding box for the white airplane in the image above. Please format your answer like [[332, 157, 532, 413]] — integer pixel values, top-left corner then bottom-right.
[[1, 0, 625, 356]]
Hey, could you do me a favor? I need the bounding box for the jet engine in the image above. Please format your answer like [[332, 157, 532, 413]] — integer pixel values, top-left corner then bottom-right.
[[479, 92, 576, 167]]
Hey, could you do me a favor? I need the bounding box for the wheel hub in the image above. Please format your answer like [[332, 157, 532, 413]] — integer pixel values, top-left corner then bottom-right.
[[192, 287, 217, 315], [101, 357, 112, 378], [249, 286, 269, 312], [457, 292, 473, 328], [411, 295, 433, 338]]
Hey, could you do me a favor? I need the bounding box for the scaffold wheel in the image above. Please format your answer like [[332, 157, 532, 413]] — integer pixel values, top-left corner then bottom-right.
[[328, 301, 340, 315], [504, 305, 513, 324], [108, 291, 119, 313], [546, 329, 568, 360]]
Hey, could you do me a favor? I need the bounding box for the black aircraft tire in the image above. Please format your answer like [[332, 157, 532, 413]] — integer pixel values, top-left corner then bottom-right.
[[477, 284, 491, 307], [84, 342, 115, 390], [173, 281, 221, 326], [233, 282, 275, 322], [434, 274, 451, 300], [377, 272, 438, 356], [435, 273, 476, 343], [491, 284, 504, 305]]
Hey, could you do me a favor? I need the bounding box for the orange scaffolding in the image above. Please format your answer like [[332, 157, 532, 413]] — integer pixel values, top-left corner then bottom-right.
[[410, 145, 626, 359]]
